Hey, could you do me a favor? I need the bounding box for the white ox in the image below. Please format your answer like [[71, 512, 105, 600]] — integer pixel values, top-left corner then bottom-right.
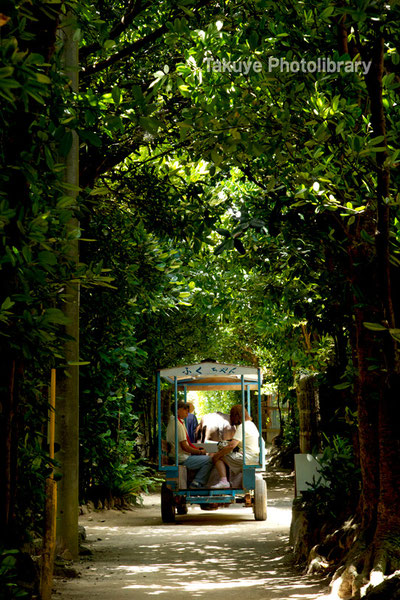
[[195, 411, 236, 442]]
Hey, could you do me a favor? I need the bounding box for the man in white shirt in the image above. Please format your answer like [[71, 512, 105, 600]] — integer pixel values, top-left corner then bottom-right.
[[166, 402, 213, 489]]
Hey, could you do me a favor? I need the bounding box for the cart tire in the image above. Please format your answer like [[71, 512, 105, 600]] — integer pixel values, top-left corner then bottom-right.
[[176, 503, 188, 515], [253, 476, 267, 521], [161, 483, 175, 523]]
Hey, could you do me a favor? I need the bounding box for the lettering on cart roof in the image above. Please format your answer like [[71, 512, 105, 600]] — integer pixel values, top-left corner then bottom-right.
[[159, 362, 261, 381]]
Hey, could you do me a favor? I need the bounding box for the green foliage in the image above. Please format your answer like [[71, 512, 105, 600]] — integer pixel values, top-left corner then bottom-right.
[[302, 435, 361, 522], [78, 196, 188, 495], [195, 390, 241, 417], [281, 402, 300, 453], [0, 549, 28, 599], [0, 4, 82, 544], [14, 432, 54, 540], [108, 461, 163, 505]]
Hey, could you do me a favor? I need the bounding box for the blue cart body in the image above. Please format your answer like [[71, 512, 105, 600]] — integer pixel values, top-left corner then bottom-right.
[[157, 362, 267, 520]]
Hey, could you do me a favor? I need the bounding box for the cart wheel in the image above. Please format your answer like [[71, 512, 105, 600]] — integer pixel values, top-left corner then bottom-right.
[[161, 482, 176, 523], [176, 496, 188, 515], [253, 476, 267, 521], [176, 503, 188, 515]]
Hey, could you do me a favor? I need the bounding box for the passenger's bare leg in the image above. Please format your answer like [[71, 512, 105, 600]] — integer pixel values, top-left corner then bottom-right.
[[214, 459, 227, 479], [210, 459, 230, 488]]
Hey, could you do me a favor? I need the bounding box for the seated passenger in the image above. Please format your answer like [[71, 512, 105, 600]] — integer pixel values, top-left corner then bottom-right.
[[166, 401, 213, 489], [186, 402, 199, 443], [210, 404, 260, 489]]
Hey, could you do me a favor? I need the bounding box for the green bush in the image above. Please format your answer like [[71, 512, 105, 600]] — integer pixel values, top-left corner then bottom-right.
[[0, 549, 28, 599], [109, 460, 163, 505], [302, 435, 360, 522]]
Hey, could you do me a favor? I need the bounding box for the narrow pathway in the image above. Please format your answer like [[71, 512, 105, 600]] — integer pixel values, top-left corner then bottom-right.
[[53, 469, 331, 600]]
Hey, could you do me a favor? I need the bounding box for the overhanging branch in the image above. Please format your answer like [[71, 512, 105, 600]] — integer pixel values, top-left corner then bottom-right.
[[81, 0, 215, 78], [81, 25, 167, 78], [80, 0, 150, 60]]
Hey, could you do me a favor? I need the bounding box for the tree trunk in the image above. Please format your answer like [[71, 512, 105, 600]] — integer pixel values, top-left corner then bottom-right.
[[331, 238, 400, 598], [296, 373, 321, 454], [328, 19, 400, 596], [55, 13, 80, 559]]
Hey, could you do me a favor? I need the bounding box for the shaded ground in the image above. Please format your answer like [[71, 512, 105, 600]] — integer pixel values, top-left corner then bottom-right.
[[53, 469, 331, 600]]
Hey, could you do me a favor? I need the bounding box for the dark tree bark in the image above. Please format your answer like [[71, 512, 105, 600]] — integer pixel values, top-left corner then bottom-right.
[[331, 27, 400, 597], [296, 373, 321, 454], [55, 13, 80, 560]]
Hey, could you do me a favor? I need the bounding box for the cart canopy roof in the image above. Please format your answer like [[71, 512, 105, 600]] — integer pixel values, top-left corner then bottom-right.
[[158, 361, 262, 391]]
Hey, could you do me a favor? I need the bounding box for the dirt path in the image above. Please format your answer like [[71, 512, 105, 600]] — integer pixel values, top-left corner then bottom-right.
[[53, 469, 331, 600]]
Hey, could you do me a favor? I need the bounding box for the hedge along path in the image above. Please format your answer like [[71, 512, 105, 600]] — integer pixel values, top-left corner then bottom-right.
[[54, 469, 330, 600]]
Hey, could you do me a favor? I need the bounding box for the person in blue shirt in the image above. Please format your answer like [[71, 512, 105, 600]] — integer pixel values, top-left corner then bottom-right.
[[186, 402, 198, 443]]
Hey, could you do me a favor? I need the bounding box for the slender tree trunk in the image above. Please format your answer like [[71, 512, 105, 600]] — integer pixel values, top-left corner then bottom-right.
[[296, 373, 320, 453], [55, 13, 80, 559], [277, 390, 283, 437], [151, 385, 157, 460], [351, 279, 380, 535]]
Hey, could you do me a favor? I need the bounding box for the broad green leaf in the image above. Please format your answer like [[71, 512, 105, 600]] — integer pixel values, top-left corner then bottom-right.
[[43, 308, 71, 325], [139, 116, 162, 134], [112, 86, 121, 105], [36, 73, 51, 84], [333, 382, 352, 390], [363, 322, 387, 331], [1, 297, 15, 311], [59, 132, 73, 157], [67, 361, 91, 366], [38, 251, 57, 266], [0, 67, 14, 78]]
